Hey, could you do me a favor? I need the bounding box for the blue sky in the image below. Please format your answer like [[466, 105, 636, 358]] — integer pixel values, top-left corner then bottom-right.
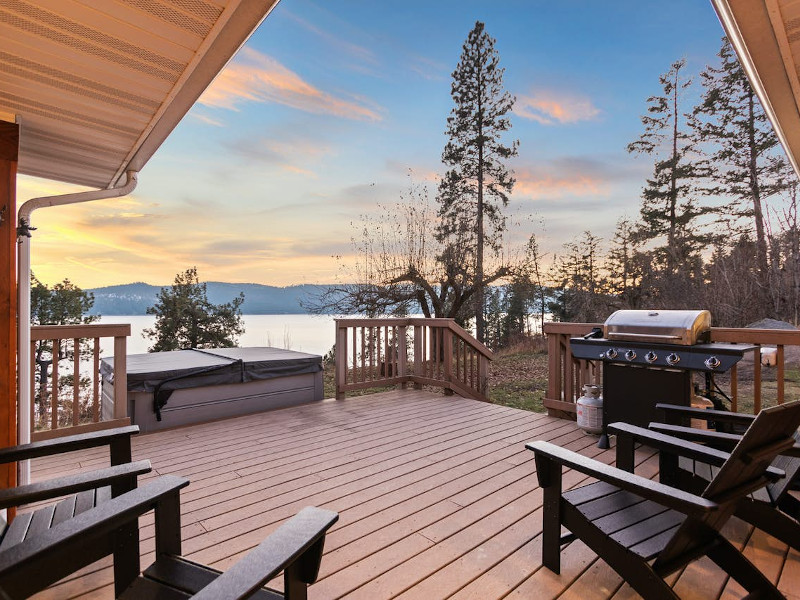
[[21, 0, 731, 288]]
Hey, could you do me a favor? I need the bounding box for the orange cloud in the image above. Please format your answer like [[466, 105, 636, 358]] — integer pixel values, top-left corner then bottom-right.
[[515, 90, 600, 125], [200, 48, 383, 121], [514, 169, 608, 199]]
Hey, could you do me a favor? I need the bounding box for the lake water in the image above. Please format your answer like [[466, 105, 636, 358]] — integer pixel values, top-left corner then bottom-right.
[[96, 312, 550, 358], [97, 314, 341, 357]]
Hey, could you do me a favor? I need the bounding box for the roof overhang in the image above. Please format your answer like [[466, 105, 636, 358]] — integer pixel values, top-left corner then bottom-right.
[[0, 0, 279, 189], [711, 0, 800, 175]]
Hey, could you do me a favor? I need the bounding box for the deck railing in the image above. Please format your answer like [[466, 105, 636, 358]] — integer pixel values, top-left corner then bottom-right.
[[30, 323, 130, 440], [334, 318, 493, 401], [544, 321, 800, 418]]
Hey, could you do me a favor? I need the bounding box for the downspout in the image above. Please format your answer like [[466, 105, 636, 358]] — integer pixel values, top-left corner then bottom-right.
[[16, 170, 138, 484]]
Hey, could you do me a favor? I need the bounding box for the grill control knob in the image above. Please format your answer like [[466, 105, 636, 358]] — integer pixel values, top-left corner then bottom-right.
[[624, 350, 637, 361], [666, 353, 680, 366], [645, 351, 658, 363], [605, 348, 618, 360], [705, 356, 721, 370]]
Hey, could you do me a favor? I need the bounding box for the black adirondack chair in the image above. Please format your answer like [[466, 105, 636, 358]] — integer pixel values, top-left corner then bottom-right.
[[0, 475, 338, 599], [527, 400, 800, 600], [619, 402, 800, 550], [0, 425, 150, 553]]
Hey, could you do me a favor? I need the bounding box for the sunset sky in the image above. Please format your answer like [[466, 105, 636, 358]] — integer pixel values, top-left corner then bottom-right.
[[19, 0, 739, 288]]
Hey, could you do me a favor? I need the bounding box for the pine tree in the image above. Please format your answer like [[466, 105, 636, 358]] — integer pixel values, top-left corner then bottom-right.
[[693, 37, 791, 284], [606, 218, 647, 309], [145, 267, 244, 352], [437, 20, 518, 343], [549, 232, 607, 322], [628, 59, 711, 276]]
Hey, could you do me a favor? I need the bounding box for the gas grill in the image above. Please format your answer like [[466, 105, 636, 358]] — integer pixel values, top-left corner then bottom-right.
[[569, 310, 754, 447]]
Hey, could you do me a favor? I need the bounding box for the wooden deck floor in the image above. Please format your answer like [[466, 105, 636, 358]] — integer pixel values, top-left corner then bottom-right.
[[26, 389, 800, 600]]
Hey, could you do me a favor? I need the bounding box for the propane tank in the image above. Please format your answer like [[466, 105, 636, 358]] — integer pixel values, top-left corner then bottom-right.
[[577, 384, 603, 435]]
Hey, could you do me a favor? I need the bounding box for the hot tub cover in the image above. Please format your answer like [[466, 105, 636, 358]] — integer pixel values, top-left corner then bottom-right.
[[101, 347, 322, 419]]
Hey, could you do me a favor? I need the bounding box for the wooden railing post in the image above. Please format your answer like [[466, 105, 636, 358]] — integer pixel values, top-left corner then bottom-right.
[[478, 354, 488, 397], [51, 340, 60, 430], [113, 334, 127, 419], [543, 322, 602, 418], [72, 338, 80, 426], [546, 327, 562, 417], [398, 325, 408, 387], [335, 322, 347, 399], [777, 345, 785, 405], [413, 325, 423, 390], [443, 328, 453, 396]]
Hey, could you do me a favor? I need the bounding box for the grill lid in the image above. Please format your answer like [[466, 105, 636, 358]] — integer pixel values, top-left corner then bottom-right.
[[603, 309, 711, 345]]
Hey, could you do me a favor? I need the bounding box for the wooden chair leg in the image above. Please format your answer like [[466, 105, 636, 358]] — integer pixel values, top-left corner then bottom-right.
[[113, 521, 140, 598], [706, 536, 784, 600], [284, 562, 307, 600], [737, 499, 800, 551], [658, 451, 680, 489], [536, 456, 563, 574], [615, 431, 635, 473], [778, 493, 800, 519]]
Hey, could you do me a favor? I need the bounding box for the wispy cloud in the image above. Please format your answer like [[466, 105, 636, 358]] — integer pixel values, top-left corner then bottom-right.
[[226, 134, 330, 177], [199, 48, 383, 121], [190, 112, 224, 127], [283, 10, 378, 68], [408, 55, 448, 81], [515, 90, 600, 125]]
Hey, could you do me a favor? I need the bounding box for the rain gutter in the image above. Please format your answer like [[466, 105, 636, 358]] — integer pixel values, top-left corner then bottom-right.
[[15, 171, 138, 484]]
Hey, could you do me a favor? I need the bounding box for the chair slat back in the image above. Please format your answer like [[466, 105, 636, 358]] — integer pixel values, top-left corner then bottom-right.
[[655, 401, 800, 571], [766, 430, 800, 503]]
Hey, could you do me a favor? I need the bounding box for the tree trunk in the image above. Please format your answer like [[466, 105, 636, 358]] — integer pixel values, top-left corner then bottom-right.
[[748, 90, 769, 285], [668, 66, 679, 269], [475, 69, 485, 344]]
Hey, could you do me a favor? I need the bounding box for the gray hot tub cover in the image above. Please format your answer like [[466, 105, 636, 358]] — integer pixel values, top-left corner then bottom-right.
[[101, 347, 322, 420]]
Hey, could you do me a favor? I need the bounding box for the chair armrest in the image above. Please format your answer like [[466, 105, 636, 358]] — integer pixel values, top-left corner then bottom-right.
[[0, 476, 189, 599], [655, 403, 755, 426], [609, 422, 731, 467], [648, 422, 741, 451], [0, 460, 151, 509], [190, 506, 339, 600], [614, 423, 786, 483], [0, 426, 139, 463], [526, 440, 718, 517]]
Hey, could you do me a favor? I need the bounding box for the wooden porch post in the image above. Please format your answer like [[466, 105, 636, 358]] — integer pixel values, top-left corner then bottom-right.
[[0, 120, 19, 492]]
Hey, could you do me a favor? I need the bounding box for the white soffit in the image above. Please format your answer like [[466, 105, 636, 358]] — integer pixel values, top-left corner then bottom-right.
[[0, 0, 279, 188], [712, 0, 800, 175]]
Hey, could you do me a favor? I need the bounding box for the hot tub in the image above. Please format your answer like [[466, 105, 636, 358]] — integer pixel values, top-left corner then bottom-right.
[[100, 347, 323, 433]]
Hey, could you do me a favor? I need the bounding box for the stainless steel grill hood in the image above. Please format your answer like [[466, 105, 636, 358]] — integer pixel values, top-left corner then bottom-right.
[[602, 310, 712, 346]]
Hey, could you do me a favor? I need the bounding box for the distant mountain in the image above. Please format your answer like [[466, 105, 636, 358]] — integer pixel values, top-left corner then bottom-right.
[[86, 282, 340, 315]]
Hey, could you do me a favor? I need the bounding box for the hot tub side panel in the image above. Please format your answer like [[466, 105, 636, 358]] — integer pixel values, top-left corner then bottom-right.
[[127, 370, 323, 433]]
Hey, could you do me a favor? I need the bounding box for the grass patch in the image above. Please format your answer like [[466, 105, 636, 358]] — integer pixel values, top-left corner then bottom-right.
[[490, 379, 545, 412], [488, 347, 549, 413]]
